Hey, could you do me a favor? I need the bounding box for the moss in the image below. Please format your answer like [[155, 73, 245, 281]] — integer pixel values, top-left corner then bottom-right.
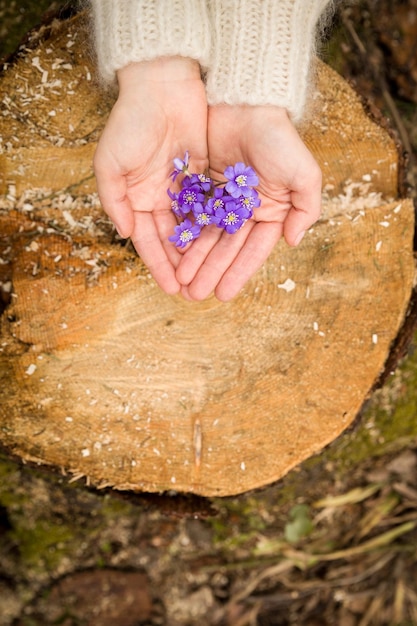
[[99, 494, 134, 518], [327, 340, 417, 473], [0, 454, 139, 574], [322, 22, 351, 75], [9, 521, 75, 570]]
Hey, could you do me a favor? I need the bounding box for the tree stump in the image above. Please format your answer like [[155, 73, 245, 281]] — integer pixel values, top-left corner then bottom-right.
[[0, 10, 415, 497]]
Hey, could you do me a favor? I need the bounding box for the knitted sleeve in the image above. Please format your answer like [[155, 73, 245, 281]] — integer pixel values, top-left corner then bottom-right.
[[205, 0, 333, 122], [90, 0, 212, 85]]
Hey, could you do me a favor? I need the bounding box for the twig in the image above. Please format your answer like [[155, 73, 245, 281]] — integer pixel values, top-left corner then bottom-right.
[[226, 560, 295, 607]]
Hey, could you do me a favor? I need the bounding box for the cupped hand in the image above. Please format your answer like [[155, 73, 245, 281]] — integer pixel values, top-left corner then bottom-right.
[[93, 57, 208, 295], [176, 104, 322, 301]]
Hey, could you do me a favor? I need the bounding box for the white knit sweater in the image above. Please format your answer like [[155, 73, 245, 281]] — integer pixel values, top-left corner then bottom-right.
[[91, 0, 212, 82], [91, 0, 333, 122]]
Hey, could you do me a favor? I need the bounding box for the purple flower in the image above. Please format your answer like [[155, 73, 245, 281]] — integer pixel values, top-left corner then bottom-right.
[[169, 219, 201, 248], [193, 203, 214, 227], [213, 199, 251, 234], [237, 189, 261, 217], [187, 173, 212, 192], [178, 185, 205, 214], [205, 187, 227, 213], [167, 189, 186, 218], [170, 151, 190, 181], [167, 155, 260, 247], [224, 162, 259, 198]]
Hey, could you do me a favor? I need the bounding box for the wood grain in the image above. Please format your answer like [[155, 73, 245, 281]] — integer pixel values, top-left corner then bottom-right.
[[0, 12, 414, 496]]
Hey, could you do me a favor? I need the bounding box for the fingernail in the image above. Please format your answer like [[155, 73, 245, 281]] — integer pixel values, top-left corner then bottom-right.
[[294, 230, 306, 246]]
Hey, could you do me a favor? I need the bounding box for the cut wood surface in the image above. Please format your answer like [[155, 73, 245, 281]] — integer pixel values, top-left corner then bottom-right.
[[0, 11, 415, 496]]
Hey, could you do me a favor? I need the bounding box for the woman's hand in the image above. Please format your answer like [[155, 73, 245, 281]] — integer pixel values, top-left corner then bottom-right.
[[93, 57, 209, 295], [176, 104, 322, 301]]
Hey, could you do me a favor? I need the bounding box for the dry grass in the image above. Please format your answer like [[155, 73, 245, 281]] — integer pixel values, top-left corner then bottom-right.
[[207, 449, 417, 625]]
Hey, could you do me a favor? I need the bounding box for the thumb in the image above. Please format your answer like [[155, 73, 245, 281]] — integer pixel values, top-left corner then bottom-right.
[[283, 175, 322, 247], [95, 169, 135, 238]]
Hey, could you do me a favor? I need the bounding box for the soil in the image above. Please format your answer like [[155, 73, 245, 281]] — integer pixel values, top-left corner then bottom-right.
[[1, 2, 417, 625]]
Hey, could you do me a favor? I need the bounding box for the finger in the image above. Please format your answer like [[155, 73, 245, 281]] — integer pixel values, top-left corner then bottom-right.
[[179, 284, 195, 301], [131, 212, 181, 295], [283, 168, 322, 247], [153, 209, 185, 269], [94, 162, 135, 238], [175, 224, 223, 285], [186, 221, 254, 301], [215, 221, 283, 301]]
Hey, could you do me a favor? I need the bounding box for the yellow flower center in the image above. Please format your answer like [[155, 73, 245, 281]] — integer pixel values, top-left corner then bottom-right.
[[180, 230, 193, 243], [185, 192, 196, 204], [225, 212, 238, 225], [198, 214, 210, 225]]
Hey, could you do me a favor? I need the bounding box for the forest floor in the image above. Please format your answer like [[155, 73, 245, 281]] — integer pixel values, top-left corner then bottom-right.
[[1, 1, 417, 625]]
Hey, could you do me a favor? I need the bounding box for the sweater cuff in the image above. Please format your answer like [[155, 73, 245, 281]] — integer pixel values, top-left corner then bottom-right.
[[91, 0, 212, 85], [205, 0, 332, 122]]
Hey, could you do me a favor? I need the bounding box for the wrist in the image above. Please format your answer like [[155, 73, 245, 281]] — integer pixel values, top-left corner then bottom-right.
[[211, 104, 291, 138], [117, 57, 202, 89]]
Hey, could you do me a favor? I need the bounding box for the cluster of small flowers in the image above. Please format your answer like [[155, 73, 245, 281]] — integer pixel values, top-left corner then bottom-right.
[[168, 152, 261, 248]]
